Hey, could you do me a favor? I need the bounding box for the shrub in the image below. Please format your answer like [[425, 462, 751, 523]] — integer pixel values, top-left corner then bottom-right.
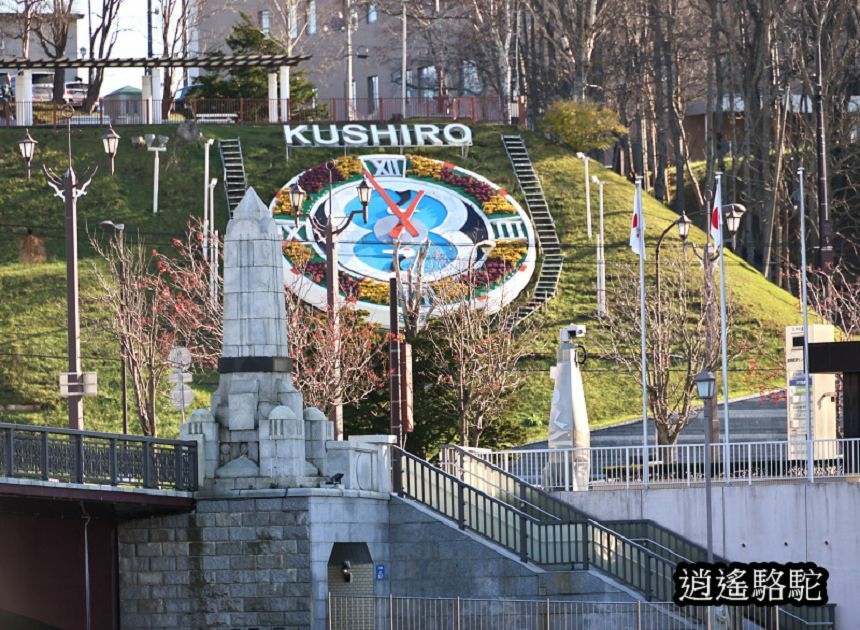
[[539, 100, 627, 153]]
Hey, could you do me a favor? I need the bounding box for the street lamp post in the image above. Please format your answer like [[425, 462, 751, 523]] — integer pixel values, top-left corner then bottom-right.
[[99, 220, 128, 434], [30, 109, 118, 429], [289, 163, 372, 439], [576, 152, 592, 239], [145, 134, 169, 214], [101, 125, 120, 176], [591, 175, 608, 317], [17, 128, 37, 179], [694, 369, 716, 563]]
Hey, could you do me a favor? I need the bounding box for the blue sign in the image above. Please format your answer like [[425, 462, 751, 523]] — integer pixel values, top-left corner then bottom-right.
[[375, 564, 385, 581]]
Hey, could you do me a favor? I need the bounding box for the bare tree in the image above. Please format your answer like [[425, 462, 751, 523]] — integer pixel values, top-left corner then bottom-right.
[[84, 0, 123, 111], [32, 0, 74, 104], [89, 220, 220, 435], [600, 252, 739, 445], [284, 292, 386, 420], [425, 282, 535, 447]]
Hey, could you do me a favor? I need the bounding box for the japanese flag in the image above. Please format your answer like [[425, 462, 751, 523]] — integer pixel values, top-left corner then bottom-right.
[[629, 184, 645, 258], [710, 178, 723, 250]]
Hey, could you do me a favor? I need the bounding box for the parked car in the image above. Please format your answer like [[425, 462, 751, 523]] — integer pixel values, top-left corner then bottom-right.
[[63, 81, 88, 107], [31, 83, 53, 102], [172, 83, 202, 119]]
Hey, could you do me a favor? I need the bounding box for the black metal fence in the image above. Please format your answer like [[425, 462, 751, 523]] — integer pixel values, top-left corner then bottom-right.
[[0, 422, 197, 491]]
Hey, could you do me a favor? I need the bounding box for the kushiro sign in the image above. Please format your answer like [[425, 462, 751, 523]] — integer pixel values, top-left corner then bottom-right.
[[283, 123, 473, 149]]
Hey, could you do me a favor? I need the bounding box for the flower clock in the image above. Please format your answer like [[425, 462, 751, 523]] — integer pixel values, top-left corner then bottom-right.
[[270, 154, 537, 327]]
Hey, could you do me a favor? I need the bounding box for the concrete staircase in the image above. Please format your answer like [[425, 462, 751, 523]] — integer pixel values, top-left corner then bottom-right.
[[501, 134, 564, 327], [218, 138, 248, 217]]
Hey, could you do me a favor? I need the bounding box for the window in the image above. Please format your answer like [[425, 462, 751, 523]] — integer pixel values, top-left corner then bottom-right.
[[367, 75, 379, 112], [290, 3, 298, 39], [461, 60, 482, 95], [392, 69, 415, 99], [418, 66, 438, 98], [259, 9, 270, 35], [308, 0, 317, 34], [367, 3, 377, 23]]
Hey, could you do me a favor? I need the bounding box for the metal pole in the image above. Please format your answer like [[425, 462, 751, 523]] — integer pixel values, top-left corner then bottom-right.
[[798, 167, 814, 483], [597, 180, 606, 316], [401, 0, 407, 119], [345, 0, 354, 121], [152, 148, 160, 214], [583, 157, 591, 239], [65, 164, 83, 430], [325, 168, 343, 439], [389, 278, 402, 447], [118, 228, 128, 434], [203, 139, 214, 262], [636, 177, 649, 487], [704, 398, 714, 562], [717, 174, 731, 480], [814, 36, 833, 274]]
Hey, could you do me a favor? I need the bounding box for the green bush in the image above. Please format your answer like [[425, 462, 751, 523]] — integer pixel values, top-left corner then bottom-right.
[[539, 100, 627, 152]]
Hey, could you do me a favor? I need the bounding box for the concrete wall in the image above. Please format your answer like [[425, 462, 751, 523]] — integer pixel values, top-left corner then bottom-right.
[[560, 482, 860, 626], [388, 496, 635, 603]]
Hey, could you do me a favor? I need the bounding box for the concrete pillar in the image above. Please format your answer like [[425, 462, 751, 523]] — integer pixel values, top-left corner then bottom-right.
[[268, 72, 278, 123], [151, 67, 163, 124], [279, 66, 290, 121], [15, 70, 32, 126], [141, 74, 152, 125]]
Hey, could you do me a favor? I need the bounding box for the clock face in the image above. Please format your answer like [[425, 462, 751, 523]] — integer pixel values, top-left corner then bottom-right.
[[271, 154, 536, 328]]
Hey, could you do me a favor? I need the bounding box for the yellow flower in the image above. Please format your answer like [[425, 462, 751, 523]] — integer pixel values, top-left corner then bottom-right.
[[482, 193, 515, 215], [357, 278, 390, 304], [335, 156, 364, 180], [282, 241, 313, 268], [407, 155, 443, 179], [488, 240, 528, 265]]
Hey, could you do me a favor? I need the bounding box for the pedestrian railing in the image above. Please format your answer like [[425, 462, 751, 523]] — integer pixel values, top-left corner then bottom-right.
[[459, 437, 860, 491], [329, 595, 835, 629], [3, 95, 518, 128], [434, 445, 835, 628], [0, 422, 198, 491]]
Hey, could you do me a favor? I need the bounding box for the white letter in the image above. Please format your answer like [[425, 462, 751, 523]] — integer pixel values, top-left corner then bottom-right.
[[283, 125, 311, 146], [414, 124, 443, 146], [443, 123, 472, 146], [312, 124, 340, 146], [341, 124, 369, 146], [370, 124, 399, 146]]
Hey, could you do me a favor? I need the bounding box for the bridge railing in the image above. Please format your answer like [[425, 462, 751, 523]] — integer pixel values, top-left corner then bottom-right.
[[467, 437, 860, 491], [0, 423, 198, 491]]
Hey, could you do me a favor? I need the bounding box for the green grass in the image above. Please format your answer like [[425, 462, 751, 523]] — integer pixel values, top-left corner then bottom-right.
[[0, 123, 800, 443]]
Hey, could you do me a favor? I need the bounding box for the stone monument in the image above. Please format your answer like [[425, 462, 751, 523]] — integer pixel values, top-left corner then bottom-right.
[[181, 187, 328, 491]]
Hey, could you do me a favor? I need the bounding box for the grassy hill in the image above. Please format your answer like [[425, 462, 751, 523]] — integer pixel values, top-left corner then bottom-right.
[[0, 123, 800, 442]]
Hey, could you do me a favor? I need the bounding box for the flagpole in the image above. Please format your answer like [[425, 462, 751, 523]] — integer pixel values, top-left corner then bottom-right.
[[716, 173, 731, 482], [636, 177, 649, 488]]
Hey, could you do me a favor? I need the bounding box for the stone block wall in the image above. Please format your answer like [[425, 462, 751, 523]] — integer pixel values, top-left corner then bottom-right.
[[119, 494, 312, 629]]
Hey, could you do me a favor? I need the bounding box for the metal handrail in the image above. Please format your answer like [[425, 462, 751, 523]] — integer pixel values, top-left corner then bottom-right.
[[438, 445, 834, 627], [0, 422, 198, 491], [477, 437, 860, 490], [396, 446, 672, 600]]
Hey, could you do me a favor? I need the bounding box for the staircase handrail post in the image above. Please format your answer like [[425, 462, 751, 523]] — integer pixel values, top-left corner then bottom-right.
[[581, 520, 589, 569], [40, 430, 49, 480], [519, 511, 528, 562], [456, 476, 465, 530]]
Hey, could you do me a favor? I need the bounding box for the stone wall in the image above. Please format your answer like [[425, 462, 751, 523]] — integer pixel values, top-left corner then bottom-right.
[[119, 494, 312, 629]]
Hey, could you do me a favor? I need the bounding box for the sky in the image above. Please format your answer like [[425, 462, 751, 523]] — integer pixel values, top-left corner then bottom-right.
[[76, 1, 168, 97]]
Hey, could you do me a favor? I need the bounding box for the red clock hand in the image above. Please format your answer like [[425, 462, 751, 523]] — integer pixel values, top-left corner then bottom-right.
[[390, 190, 424, 238], [363, 170, 420, 237]]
